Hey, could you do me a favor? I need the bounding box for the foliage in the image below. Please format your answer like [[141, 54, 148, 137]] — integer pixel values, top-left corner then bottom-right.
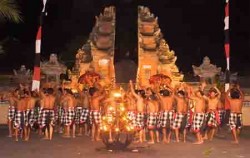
[[0, 0, 22, 23]]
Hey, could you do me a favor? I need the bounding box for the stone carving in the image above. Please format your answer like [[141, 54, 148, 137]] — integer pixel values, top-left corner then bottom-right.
[[41, 54, 67, 83], [71, 6, 116, 85], [13, 65, 32, 84], [137, 6, 183, 86], [192, 56, 221, 83]]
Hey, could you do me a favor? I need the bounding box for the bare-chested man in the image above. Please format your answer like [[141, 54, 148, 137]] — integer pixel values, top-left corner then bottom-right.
[[7, 89, 19, 137], [125, 92, 137, 128], [203, 87, 221, 141], [157, 87, 174, 143], [80, 89, 91, 136], [62, 89, 77, 138], [89, 87, 105, 141], [129, 80, 146, 143], [13, 90, 28, 141], [40, 88, 56, 140], [172, 90, 189, 143], [25, 91, 38, 141], [146, 94, 159, 144], [189, 90, 206, 144], [226, 85, 244, 144]]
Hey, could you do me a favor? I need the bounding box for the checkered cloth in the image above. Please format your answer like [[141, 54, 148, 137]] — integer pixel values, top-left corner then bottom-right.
[[218, 109, 225, 125], [206, 111, 220, 127], [229, 113, 242, 130], [75, 107, 83, 125], [40, 109, 55, 128], [64, 108, 75, 126], [191, 113, 205, 133], [25, 109, 36, 127], [127, 111, 136, 127], [14, 111, 26, 130], [147, 113, 157, 129], [57, 107, 65, 125], [172, 113, 185, 129], [8, 106, 15, 121], [186, 110, 193, 128], [90, 110, 101, 125], [37, 107, 43, 126], [158, 111, 174, 128], [136, 112, 145, 130], [80, 108, 89, 124]]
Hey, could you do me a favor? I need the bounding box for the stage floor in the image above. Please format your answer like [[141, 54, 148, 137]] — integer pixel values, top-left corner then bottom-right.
[[0, 126, 250, 158]]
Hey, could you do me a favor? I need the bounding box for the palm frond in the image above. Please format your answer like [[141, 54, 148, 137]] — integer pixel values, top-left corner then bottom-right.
[[0, 0, 22, 23]]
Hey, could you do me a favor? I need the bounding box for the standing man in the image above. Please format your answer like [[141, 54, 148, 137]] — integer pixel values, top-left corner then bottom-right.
[[157, 87, 175, 143], [63, 89, 77, 138], [172, 90, 189, 143], [189, 90, 206, 144], [7, 89, 18, 137], [226, 85, 244, 144], [40, 88, 56, 140], [203, 87, 221, 141]]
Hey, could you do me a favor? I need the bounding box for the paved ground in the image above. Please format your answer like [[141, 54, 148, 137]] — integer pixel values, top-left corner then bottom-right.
[[0, 126, 250, 158]]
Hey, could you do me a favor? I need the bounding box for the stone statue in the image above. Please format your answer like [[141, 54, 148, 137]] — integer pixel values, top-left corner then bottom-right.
[[41, 54, 67, 83], [192, 56, 221, 84], [13, 65, 31, 84]]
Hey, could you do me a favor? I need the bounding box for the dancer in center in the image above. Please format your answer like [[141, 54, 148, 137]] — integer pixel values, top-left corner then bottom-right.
[[129, 80, 146, 143]]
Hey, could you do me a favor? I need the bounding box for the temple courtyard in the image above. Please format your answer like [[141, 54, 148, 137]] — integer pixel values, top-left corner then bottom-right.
[[0, 126, 250, 158]]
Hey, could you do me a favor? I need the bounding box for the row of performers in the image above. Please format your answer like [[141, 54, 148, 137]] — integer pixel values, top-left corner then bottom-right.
[[6, 81, 244, 144]]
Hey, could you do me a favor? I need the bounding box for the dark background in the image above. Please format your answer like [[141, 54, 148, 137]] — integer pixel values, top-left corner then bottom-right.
[[0, 0, 249, 75]]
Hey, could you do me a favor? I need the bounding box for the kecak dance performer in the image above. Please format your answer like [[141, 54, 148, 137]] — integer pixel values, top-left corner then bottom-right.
[[172, 88, 189, 143], [79, 89, 91, 136], [157, 87, 175, 144], [62, 89, 77, 138], [203, 87, 221, 141], [89, 87, 105, 141], [7, 89, 19, 138], [189, 90, 206, 145], [226, 85, 244, 144], [129, 80, 146, 143], [13, 90, 29, 142], [40, 88, 56, 140]]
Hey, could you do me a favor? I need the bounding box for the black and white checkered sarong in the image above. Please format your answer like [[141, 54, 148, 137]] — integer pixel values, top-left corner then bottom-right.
[[8, 106, 15, 121], [90, 111, 101, 125], [14, 111, 26, 130], [40, 109, 55, 128], [192, 113, 205, 133], [147, 113, 157, 129], [206, 111, 219, 127], [127, 111, 136, 127], [80, 108, 89, 124], [136, 112, 145, 130], [64, 109, 75, 126], [26, 109, 36, 127], [229, 113, 242, 130], [172, 113, 185, 129], [218, 109, 225, 125], [75, 107, 83, 124], [159, 111, 174, 128]]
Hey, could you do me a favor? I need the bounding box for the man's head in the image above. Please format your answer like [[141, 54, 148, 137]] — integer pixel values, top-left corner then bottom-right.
[[230, 89, 240, 99], [148, 94, 157, 100], [195, 90, 204, 97], [160, 89, 170, 97], [47, 88, 54, 95], [209, 88, 218, 98], [177, 90, 185, 98], [135, 89, 146, 98], [89, 87, 98, 96]]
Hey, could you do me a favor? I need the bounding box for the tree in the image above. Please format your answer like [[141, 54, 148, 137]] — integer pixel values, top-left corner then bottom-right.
[[0, 0, 22, 23]]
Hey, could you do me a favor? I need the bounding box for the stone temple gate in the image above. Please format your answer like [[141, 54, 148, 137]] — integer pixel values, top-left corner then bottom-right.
[[70, 6, 183, 86]]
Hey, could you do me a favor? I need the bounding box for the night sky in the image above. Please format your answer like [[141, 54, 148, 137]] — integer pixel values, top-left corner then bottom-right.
[[0, 0, 249, 75]]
